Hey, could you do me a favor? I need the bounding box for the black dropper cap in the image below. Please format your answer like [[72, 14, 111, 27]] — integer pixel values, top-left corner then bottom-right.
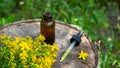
[[70, 31, 83, 46], [43, 12, 52, 21]]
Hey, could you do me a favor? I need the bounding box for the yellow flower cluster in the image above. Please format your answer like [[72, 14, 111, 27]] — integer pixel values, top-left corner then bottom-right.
[[0, 34, 58, 68], [78, 50, 88, 60]]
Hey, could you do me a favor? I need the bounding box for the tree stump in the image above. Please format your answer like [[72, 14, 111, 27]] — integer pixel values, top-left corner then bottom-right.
[[0, 19, 98, 68]]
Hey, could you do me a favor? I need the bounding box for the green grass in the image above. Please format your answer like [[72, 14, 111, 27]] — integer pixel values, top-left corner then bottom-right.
[[0, 0, 119, 68]]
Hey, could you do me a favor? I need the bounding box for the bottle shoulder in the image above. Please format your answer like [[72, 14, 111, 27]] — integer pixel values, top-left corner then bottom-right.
[[41, 20, 55, 26], [41, 20, 55, 23]]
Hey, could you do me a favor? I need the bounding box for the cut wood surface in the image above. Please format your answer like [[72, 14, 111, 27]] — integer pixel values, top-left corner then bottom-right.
[[0, 19, 98, 68]]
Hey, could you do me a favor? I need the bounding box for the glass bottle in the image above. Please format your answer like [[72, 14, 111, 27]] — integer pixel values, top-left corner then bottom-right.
[[41, 12, 55, 44]]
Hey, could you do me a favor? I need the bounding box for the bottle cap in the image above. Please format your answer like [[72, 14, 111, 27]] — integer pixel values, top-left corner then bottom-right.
[[70, 31, 83, 46]]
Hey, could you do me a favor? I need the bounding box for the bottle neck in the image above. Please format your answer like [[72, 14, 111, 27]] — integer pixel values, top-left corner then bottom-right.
[[43, 12, 52, 21]]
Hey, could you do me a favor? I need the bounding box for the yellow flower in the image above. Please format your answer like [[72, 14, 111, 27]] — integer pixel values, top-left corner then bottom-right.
[[21, 60, 27, 66], [32, 55, 37, 63], [39, 34, 45, 41], [11, 63, 16, 68], [14, 36, 20, 43], [51, 43, 57, 51], [78, 50, 88, 60], [35, 34, 45, 42], [0, 34, 10, 39], [20, 51, 28, 59], [35, 64, 43, 68], [0, 34, 58, 68], [19, 42, 31, 51]]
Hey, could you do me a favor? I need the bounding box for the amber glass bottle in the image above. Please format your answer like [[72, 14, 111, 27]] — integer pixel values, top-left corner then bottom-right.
[[41, 12, 55, 44]]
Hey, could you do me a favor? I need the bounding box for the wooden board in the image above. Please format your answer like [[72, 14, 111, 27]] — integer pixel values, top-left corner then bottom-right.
[[0, 19, 98, 68]]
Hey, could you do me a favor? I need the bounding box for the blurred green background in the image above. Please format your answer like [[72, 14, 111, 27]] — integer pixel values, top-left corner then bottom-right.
[[0, 0, 119, 68]]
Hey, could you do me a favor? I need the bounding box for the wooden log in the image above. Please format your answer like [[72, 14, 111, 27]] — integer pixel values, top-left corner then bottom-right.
[[0, 19, 98, 68]]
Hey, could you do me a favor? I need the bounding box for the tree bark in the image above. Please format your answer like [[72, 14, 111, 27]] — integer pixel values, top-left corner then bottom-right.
[[0, 19, 98, 68]]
